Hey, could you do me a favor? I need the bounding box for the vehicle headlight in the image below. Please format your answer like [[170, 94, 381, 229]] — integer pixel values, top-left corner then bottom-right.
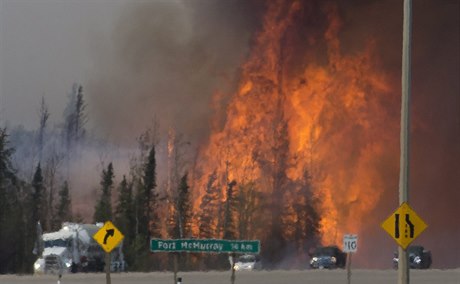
[[34, 262, 42, 271], [414, 256, 421, 264], [331, 257, 337, 263], [64, 260, 72, 268]]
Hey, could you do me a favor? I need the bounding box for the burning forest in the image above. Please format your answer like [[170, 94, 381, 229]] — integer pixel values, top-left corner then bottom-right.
[[190, 0, 398, 266], [1, 0, 459, 273]]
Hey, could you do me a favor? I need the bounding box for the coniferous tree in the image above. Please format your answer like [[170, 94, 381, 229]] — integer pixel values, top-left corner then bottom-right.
[[61, 84, 86, 181], [114, 176, 136, 269], [223, 180, 237, 240], [294, 170, 320, 250], [54, 181, 72, 228], [236, 181, 261, 239], [264, 110, 290, 267], [138, 146, 158, 238], [176, 173, 192, 239], [74, 85, 86, 143], [93, 163, 114, 223], [130, 145, 159, 271], [63, 83, 86, 155], [45, 151, 64, 230], [19, 180, 34, 273], [37, 96, 49, 163], [173, 173, 193, 270], [0, 128, 17, 272], [198, 171, 219, 239], [0, 128, 33, 273], [32, 163, 47, 231], [115, 175, 135, 242], [0, 128, 15, 212]]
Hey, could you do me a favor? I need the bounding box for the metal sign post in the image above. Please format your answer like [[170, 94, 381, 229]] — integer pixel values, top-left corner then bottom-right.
[[230, 253, 236, 284], [343, 234, 358, 284], [93, 221, 124, 284], [173, 253, 178, 284], [347, 253, 352, 284], [105, 252, 111, 284]]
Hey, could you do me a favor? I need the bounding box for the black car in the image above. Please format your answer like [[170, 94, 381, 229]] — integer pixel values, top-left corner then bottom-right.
[[393, 245, 432, 269], [309, 246, 347, 269]]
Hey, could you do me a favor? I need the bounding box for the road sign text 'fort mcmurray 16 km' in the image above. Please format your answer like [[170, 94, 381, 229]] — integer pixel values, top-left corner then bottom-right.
[[151, 239, 260, 254]]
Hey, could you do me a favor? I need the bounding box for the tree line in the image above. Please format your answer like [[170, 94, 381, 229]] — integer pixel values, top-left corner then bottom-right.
[[1, 83, 322, 273]]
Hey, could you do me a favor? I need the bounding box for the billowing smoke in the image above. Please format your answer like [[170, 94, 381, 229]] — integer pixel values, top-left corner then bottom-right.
[[87, 0, 262, 144]]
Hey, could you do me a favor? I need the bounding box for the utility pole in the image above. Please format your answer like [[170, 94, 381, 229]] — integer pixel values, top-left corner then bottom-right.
[[399, 0, 412, 284]]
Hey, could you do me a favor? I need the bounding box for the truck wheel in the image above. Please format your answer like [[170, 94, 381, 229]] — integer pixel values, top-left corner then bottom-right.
[[71, 263, 78, 273]]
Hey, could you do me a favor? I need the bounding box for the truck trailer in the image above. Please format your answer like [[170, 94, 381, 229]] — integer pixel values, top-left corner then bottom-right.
[[33, 222, 125, 274]]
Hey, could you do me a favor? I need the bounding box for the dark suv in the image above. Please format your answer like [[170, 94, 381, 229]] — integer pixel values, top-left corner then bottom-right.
[[393, 245, 432, 269], [309, 246, 347, 269]]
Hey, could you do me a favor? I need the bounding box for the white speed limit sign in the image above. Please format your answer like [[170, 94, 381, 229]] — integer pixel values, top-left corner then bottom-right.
[[343, 234, 358, 253]]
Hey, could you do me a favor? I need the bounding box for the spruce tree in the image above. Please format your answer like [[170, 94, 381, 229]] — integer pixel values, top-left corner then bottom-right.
[[114, 176, 136, 269], [0, 128, 32, 273], [294, 170, 320, 250], [176, 173, 192, 238], [0, 128, 17, 272], [0, 128, 15, 216], [223, 180, 237, 240], [37, 96, 49, 163], [64, 83, 86, 150], [93, 163, 114, 223], [198, 171, 219, 239], [32, 163, 47, 231], [115, 175, 135, 242], [138, 146, 158, 238], [54, 181, 72, 228]]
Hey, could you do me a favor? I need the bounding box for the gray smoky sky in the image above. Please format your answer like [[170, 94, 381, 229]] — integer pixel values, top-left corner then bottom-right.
[[0, 0, 123, 129], [0, 0, 259, 144], [86, 0, 261, 145]]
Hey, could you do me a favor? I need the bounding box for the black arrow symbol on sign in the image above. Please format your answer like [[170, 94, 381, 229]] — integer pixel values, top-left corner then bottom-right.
[[104, 229, 114, 245]]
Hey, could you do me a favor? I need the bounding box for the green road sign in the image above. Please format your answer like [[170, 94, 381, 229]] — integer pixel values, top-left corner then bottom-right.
[[151, 238, 260, 254]]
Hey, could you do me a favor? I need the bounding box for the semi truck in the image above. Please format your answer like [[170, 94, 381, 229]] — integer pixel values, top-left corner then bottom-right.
[[33, 222, 125, 274]]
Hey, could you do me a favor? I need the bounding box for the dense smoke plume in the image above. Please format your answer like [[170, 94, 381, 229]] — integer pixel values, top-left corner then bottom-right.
[[87, 0, 458, 268], [87, 0, 262, 144]]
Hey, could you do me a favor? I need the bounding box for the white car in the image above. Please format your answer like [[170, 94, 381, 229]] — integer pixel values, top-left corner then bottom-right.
[[232, 254, 262, 271]]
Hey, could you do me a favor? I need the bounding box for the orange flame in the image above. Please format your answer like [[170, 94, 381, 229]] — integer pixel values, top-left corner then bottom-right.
[[193, 0, 398, 248]]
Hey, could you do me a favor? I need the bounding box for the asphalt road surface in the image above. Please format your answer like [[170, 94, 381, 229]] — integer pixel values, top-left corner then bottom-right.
[[0, 269, 459, 284]]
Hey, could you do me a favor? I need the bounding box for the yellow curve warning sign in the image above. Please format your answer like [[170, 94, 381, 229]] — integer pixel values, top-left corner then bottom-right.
[[93, 221, 124, 253]]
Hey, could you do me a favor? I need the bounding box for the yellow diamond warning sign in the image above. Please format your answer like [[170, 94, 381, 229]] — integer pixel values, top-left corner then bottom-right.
[[93, 221, 124, 253], [381, 202, 427, 250]]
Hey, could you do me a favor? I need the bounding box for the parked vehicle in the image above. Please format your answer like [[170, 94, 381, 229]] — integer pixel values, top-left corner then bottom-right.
[[393, 245, 432, 269], [231, 254, 262, 271], [33, 222, 125, 274], [309, 246, 346, 269]]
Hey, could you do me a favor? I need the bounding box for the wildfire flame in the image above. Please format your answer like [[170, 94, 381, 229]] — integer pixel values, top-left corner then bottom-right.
[[193, 0, 398, 249]]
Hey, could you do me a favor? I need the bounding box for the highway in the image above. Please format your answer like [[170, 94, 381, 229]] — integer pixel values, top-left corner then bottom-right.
[[1, 269, 459, 284]]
